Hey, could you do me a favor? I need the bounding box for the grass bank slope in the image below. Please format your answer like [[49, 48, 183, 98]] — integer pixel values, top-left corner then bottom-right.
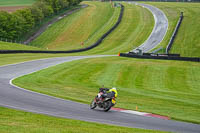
[[30, 2, 154, 54], [30, 2, 120, 50], [0, 0, 35, 6], [147, 2, 200, 57], [84, 2, 154, 55], [13, 57, 200, 124], [0, 107, 168, 133]]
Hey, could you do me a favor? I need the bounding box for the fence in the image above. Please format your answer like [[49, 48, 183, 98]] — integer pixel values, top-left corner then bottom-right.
[[119, 53, 200, 62], [0, 37, 25, 44]]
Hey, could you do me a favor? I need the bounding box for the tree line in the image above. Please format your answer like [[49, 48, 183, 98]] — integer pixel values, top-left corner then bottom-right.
[[0, 0, 82, 41]]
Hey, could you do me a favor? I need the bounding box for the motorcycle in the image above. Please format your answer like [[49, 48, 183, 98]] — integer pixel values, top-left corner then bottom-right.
[[90, 90, 116, 112]]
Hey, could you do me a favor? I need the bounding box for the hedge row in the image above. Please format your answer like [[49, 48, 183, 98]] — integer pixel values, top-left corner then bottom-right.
[[0, 4, 124, 54], [0, 0, 82, 40]]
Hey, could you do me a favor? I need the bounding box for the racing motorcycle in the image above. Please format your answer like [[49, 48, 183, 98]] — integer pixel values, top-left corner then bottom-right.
[[90, 89, 116, 112]]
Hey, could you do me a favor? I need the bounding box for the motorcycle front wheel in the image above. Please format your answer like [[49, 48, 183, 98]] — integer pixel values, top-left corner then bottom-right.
[[90, 99, 97, 109]]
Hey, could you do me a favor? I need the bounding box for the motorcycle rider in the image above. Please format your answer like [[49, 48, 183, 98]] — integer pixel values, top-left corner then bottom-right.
[[90, 87, 118, 111], [99, 87, 118, 99]]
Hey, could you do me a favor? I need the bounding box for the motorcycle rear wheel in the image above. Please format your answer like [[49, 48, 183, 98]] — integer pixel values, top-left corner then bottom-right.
[[90, 99, 97, 109], [103, 100, 112, 112]]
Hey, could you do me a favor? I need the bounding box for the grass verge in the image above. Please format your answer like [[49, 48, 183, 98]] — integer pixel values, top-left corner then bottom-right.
[[13, 56, 200, 124], [0, 41, 41, 50], [0, 107, 168, 133]]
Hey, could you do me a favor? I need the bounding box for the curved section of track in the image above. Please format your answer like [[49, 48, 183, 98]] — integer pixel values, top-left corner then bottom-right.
[[131, 2, 168, 53], [0, 55, 200, 133]]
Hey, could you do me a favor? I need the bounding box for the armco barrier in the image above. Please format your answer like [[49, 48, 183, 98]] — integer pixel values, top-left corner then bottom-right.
[[166, 12, 183, 54], [0, 4, 124, 54], [130, 52, 180, 57], [120, 53, 200, 62]]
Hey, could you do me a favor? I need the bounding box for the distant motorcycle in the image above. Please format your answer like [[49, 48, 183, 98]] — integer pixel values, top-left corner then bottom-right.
[[90, 89, 116, 112]]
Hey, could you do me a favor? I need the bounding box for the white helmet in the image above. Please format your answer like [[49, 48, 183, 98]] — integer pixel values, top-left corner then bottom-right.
[[112, 87, 117, 91]]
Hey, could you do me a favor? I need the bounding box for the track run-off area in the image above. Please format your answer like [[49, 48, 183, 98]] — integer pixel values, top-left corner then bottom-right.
[[0, 1, 200, 133]]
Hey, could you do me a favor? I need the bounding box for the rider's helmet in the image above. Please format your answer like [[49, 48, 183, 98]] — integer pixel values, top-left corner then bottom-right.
[[112, 87, 117, 91], [110, 87, 117, 93]]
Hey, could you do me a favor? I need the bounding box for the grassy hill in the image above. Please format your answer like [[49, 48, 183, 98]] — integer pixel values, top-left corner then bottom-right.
[[1, 2, 199, 57], [30, 2, 121, 50], [0, 0, 35, 6], [0, 2, 154, 55], [29, 2, 154, 54], [147, 2, 200, 57], [13, 56, 200, 124], [84, 2, 154, 55]]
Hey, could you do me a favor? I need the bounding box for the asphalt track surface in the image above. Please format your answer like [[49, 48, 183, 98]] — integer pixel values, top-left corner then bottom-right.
[[131, 2, 168, 53], [0, 55, 200, 133]]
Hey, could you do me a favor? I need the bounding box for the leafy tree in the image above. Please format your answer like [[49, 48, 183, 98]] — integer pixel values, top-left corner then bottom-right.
[[58, 0, 69, 10], [37, 1, 54, 17], [30, 4, 44, 24], [0, 11, 9, 39], [9, 13, 26, 39], [41, 0, 54, 6], [52, 0, 62, 13], [14, 8, 35, 33]]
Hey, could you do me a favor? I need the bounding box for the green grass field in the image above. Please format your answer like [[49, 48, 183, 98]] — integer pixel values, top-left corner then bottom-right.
[[30, 2, 120, 50], [30, 2, 154, 54], [13, 57, 200, 124], [83, 2, 154, 55], [0, 42, 64, 66], [0, 41, 41, 50], [1, 2, 200, 57], [0, 0, 35, 6], [0, 107, 168, 133], [147, 2, 200, 57]]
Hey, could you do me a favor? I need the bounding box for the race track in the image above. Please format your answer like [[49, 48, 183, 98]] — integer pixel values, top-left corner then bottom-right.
[[0, 2, 200, 133], [0, 55, 200, 133], [131, 2, 168, 53]]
